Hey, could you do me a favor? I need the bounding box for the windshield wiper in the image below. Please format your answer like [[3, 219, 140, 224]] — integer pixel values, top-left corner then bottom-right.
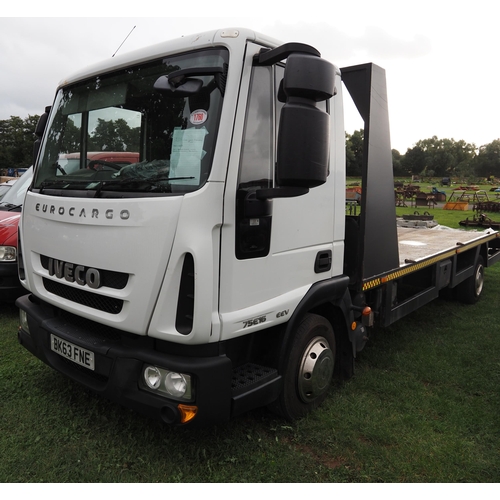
[[7, 204, 23, 211], [92, 176, 195, 196], [0, 202, 22, 211], [39, 179, 94, 193], [38, 176, 195, 197]]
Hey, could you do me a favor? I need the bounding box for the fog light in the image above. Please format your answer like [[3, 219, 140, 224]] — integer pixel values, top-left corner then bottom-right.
[[144, 366, 161, 390], [19, 309, 30, 335], [165, 372, 187, 398]]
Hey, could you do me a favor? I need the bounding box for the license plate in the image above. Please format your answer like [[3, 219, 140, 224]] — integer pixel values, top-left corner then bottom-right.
[[50, 334, 95, 371]]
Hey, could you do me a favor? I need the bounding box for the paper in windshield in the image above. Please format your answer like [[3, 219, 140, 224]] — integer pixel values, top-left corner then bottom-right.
[[170, 128, 208, 185]]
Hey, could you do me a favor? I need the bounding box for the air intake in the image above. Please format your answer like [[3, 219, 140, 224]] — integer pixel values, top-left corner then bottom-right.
[[17, 233, 25, 281], [175, 253, 195, 334]]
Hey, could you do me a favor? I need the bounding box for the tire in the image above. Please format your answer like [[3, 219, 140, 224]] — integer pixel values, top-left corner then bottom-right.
[[457, 255, 484, 304], [270, 313, 335, 421]]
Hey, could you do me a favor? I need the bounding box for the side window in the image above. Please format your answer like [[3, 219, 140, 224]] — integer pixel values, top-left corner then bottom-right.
[[238, 66, 273, 190], [235, 65, 275, 260]]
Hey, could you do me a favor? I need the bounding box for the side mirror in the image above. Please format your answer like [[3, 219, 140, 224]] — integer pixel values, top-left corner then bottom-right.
[[257, 53, 335, 200], [33, 106, 51, 166], [277, 53, 335, 188]]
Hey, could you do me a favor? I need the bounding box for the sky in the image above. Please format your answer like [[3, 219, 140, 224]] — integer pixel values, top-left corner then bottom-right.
[[1, 1, 499, 153]]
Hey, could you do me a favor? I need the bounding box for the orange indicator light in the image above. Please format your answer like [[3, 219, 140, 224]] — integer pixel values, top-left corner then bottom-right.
[[362, 307, 372, 316], [178, 404, 198, 424]]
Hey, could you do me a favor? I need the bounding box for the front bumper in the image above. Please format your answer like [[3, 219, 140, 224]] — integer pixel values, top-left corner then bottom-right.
[[15, 294, 233, 427]]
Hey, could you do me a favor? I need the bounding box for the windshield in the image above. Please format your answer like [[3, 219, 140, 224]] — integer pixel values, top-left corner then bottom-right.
[[0, 168, 33, 210], [33, 48, 228, 197]]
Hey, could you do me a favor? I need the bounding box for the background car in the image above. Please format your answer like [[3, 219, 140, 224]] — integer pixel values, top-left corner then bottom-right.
[[57, 151, 140, 174], [0, 167, 33, 301], [0, 178, 18, 200]]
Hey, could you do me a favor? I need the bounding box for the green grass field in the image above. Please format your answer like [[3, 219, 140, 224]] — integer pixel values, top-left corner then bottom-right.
[[1, 187, 499, 483], [2, 270, 499, 482]]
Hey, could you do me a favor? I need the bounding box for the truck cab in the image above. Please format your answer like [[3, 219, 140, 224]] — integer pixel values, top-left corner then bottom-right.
[[17, 29, 351, 425]]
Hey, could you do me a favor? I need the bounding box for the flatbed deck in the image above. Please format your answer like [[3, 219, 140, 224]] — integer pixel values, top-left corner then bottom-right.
[[397, 226, 498, 267]]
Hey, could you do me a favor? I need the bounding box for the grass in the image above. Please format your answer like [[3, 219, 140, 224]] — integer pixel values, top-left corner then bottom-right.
[[2, 265, 500, 482], [1, 190, 499, 483]]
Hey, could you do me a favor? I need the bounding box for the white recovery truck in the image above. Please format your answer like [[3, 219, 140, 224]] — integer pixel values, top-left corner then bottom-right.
[[17, 28, 500, 426]]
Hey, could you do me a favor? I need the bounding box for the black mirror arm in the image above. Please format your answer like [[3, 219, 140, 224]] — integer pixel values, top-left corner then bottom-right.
[[253, 43, 321, 66]]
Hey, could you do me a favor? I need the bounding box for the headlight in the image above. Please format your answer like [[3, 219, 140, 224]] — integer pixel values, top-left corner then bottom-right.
[[0, 246, 16, 262], [144, 366, 162, 390], [165, 372, 189, 398], [141, 365, 193, 401]]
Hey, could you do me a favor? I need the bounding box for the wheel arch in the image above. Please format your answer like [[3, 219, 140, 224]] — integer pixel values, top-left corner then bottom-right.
[[279, 276, 355, 380]]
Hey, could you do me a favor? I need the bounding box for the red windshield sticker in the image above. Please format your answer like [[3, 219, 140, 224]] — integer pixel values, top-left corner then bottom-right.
[[190, 109, 208, 125]]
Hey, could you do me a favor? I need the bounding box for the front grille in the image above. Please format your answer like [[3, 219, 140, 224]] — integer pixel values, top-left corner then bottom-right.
[[43, 278, 123, 314], [40, 255, 128, 289]]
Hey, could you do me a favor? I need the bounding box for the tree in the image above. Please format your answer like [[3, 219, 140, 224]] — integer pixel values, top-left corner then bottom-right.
[[452, 139, 477, 178], [401, 145, 426, 175], [345, 129, 364, 176], [401, 136, 476, 178], [88, 118, 140, 152], [0, 115, 39, 171], [392, 149, 405, 176], [60, 117, 81, 154], [473, 139, 500, 179]]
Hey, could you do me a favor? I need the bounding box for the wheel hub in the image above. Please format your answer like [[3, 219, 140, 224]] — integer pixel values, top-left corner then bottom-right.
[[475, 264, 484, 297], [298, 336, 334, 403]]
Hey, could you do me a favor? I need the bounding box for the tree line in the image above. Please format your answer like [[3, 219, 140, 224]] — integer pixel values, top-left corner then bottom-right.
[[1, 115, 499, 181], [0, 115, 39, 172], [347, 129, 500, 181], [0, 115, 140, 173]]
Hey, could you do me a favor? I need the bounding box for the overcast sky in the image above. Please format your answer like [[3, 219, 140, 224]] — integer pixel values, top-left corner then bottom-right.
[[1, 2, 499, 153]]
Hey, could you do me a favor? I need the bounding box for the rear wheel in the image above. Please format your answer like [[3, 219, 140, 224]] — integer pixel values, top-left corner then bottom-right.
[[270, 313, 335, 420], [457, 255, 484, 304]]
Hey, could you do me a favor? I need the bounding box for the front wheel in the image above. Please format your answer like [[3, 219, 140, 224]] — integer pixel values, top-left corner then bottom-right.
[[270, 313, 335, 421], [457, 255, 484, 304]]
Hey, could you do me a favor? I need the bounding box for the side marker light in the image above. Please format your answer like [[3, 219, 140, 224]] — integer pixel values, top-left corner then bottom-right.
[[178, 404, 198, 424]]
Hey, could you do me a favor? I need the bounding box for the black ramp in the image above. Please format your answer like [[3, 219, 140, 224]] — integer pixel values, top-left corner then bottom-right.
[[341, 63, 400, 283]]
